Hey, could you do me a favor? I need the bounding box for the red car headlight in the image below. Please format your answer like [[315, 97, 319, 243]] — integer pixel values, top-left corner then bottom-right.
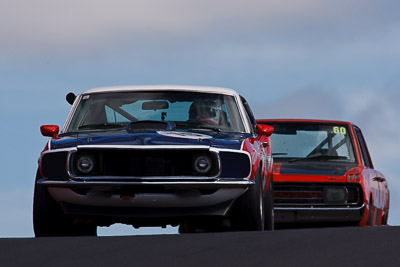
[[324, 187, 348, 203]]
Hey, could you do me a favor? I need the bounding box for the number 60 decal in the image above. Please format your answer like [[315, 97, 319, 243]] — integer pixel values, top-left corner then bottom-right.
[[333, 126, 347, 134]]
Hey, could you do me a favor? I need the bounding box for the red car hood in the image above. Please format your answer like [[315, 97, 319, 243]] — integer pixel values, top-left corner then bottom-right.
[[273, 161, 359, 183]]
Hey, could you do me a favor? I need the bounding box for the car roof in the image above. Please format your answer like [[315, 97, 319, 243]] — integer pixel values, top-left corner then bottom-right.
[[82, 85, 239, 96], [257, 118, 354, 125]]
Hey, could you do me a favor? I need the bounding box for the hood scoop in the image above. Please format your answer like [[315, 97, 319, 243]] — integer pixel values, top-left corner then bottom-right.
[[127, 120, 176, 133]]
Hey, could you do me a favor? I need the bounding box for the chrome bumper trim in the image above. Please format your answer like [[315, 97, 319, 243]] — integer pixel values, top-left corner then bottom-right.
[[37, 179, 254, 188], [274, 203, 365, 211]]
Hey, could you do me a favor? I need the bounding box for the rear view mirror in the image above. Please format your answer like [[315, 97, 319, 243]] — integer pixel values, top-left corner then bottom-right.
[[40, 125, 59, 138], [256, 124, 274, 137], [142, 101, 169, 110]]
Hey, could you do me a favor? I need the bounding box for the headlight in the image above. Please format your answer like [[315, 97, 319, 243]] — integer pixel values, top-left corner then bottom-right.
[[192, 154, 213, 175], [324, 187, 348, 203], [76, 155, 95, 174]]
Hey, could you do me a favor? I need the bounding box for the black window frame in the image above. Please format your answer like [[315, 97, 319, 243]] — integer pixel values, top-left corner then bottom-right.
[[240, 96, 257, 134], [353, 125, 373, 168]]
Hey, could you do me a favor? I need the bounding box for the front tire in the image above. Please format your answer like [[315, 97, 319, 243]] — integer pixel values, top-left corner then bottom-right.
[[230, 167, 264, 231], [33, 170, 97, 237], [264, 174, 274, 231], [366, 198, 374, 226]]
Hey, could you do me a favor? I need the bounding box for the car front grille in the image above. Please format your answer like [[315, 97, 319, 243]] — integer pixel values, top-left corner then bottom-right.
[[274, 182, 363, 207], [70, 149, 219, 178]]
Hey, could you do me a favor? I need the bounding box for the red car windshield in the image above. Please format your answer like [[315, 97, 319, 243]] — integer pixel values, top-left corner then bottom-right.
[[268, 123, 356, 163]]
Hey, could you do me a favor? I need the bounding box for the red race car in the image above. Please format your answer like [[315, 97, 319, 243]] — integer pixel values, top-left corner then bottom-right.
[[257, 119, 389, 227]]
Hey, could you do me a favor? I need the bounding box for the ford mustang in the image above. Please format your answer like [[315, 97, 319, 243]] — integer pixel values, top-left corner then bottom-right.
[[34, 85, 274, 236], [257, 119, 389, 227]]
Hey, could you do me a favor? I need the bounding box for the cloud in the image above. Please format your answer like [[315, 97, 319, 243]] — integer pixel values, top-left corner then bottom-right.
[[347, 91, 400, 159], [252, 86, 344, 120], [2, 0, 399, 61]]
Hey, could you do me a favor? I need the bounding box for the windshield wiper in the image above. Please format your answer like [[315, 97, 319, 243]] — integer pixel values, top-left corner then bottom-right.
[[78, 123, 126, 130], [193, 126, 221, 132], [176, 122, 222, 132], [288, 154, 348, 163]]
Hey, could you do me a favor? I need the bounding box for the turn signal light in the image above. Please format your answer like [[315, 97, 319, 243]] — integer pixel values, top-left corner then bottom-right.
[[348, 174, 353, 182], [348, 173, 360, 182]]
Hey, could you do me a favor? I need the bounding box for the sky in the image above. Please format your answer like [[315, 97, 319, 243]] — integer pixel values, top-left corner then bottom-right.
[[1, 0, 399, 237]]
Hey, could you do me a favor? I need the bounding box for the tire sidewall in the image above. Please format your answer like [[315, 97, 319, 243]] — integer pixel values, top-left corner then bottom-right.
[[264, 173, 274, 231]]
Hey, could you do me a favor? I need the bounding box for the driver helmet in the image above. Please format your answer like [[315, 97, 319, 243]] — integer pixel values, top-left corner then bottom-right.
[[189, 100, 220, 124]]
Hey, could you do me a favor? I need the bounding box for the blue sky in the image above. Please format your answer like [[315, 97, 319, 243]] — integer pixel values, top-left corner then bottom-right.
[[1, 0, 399, 237]]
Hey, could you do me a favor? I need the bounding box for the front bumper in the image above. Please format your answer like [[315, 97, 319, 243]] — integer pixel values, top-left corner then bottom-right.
[[38, 179, 253, 218], [274, 204, 365, 224]]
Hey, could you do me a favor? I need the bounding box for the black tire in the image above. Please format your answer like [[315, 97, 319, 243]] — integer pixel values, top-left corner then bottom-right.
[[178, 223, 196, 234], [366, 198, 373, 226], [178, 217, 226, 234], [33, 170, 97, 237], [264, 174, 274, 231], [230, 167, 264, 231]]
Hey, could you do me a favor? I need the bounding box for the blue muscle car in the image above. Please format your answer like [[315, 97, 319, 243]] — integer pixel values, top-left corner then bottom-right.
[[34, 85, 274, 236]]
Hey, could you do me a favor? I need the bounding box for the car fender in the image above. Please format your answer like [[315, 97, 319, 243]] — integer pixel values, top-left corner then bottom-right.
[[241, 138, 270, 196]]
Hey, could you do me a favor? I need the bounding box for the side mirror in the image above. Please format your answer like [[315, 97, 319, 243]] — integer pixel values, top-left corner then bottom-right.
[[66, 92, 76, 105], [40, 125, 59, 138], [256, 124, 274, 137]]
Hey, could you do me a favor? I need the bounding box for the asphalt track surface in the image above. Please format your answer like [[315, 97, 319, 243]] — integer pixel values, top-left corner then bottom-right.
[[0, 226, 398, 267]]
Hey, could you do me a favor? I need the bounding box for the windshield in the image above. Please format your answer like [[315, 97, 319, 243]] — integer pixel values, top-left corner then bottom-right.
[[266, 123, 356, 163], [66, 91, 245, 133]]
